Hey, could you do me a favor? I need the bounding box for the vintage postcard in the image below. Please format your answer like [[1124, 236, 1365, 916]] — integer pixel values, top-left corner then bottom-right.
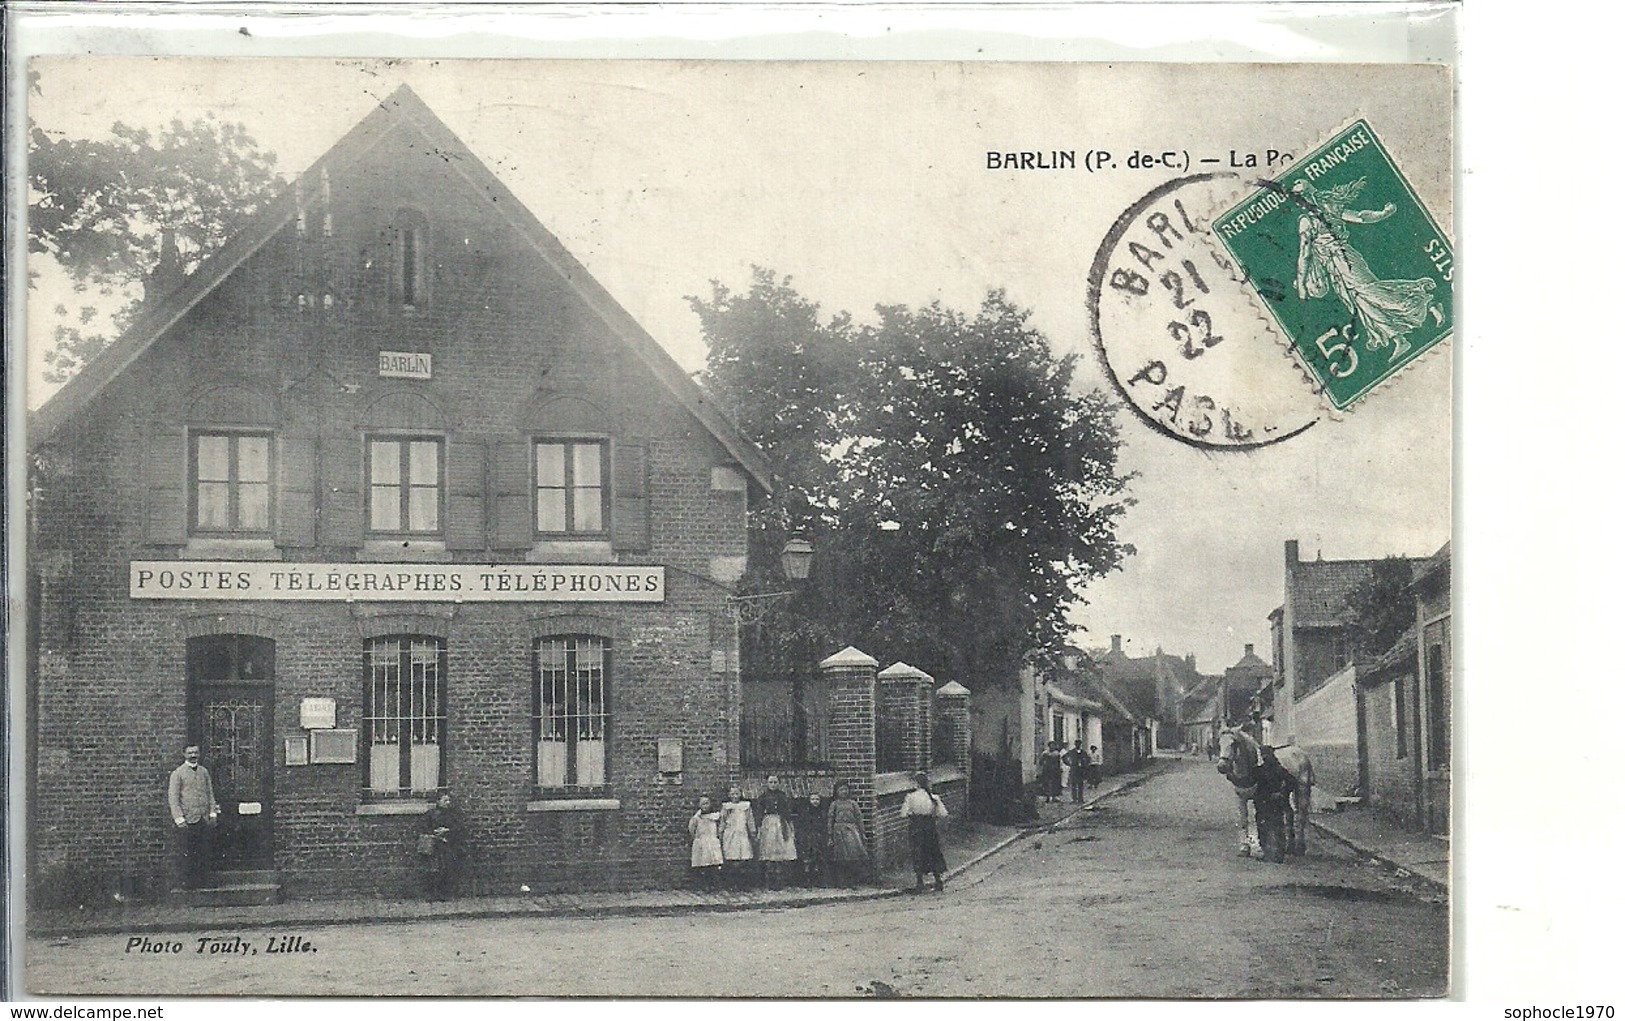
[[17, 56, 1452, 999]]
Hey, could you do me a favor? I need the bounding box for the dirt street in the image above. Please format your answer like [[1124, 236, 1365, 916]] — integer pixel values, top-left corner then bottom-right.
[[27, 759, 1448, 998]]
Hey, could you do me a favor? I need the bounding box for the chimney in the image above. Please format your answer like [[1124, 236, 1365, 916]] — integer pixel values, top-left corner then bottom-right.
[[1244, 643, 1255, 657], [1110, 635, 1122, 654], [1284, 539, 1300, 565], [1185, 653, 1196, 671]]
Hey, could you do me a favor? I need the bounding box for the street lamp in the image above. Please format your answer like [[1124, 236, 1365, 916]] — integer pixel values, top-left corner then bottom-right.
[[728, 535, 815, 625], [779, 535, 814, 582]]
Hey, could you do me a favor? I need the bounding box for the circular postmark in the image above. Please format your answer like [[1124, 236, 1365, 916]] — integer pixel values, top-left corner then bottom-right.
[[1088, 173, 1322, 450]]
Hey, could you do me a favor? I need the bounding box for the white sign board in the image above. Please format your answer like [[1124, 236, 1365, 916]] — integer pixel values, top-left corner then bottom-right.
[[300, 697, 337, 729], [378, 351, 432, 379], [130, 562, 666, 602]]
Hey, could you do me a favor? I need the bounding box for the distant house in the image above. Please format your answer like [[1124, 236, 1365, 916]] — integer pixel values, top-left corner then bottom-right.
[[1096, 635, 1207, 752], [1356, 542, 1450, 835], [1222, 643, 1273, 728]]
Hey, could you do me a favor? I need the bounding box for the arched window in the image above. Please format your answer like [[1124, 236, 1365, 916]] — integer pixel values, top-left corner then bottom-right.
[[533, 635, 610, 790], [363, 635, 447, 794]]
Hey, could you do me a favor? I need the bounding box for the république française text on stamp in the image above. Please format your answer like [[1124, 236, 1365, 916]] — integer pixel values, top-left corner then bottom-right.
[[1211, 119, 1454, 411]]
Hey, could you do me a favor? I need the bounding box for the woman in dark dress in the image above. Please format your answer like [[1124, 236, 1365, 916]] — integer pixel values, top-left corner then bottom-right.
[[420, 792, 462, 901], [1039, 742, 1064, 803], [899, 772, 948, 893]]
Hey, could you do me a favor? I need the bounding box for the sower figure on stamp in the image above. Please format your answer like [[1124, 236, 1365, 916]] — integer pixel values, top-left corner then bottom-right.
[[167, 744, 220, 891]]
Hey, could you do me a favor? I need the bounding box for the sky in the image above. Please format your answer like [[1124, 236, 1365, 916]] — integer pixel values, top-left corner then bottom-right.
[[23, 56, 1452, 674]]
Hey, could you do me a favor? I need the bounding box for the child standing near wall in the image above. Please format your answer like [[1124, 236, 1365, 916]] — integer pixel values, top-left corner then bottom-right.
[[719, 783, 757, 890], [798, 792, 829, 887], [688, 794, 724, 890], [828, 780, 869, 887], [754, 774, 798, 890]]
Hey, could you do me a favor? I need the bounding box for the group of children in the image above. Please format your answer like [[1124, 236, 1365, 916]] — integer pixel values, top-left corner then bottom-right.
[[687, 776, 871, 889]]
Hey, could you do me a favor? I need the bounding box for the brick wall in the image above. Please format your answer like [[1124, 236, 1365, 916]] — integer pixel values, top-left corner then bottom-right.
[[1295, 663, 1359, 798], [28, 120, 756, 904], [1360, 677, 1420, 828]]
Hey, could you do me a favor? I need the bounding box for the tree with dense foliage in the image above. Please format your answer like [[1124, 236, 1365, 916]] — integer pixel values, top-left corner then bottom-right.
[[1343, 555, 1418, 658], [692, 268, 1134, 692], [28, 71, 281, 383]]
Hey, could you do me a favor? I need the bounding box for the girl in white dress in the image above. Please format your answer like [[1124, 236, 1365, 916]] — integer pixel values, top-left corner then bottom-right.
[[687, 794, 724, 890], [718, 783, 757, 889]]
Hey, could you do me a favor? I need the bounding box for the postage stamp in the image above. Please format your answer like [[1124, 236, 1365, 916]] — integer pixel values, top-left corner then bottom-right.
[[1211, 120, 1454, 410]]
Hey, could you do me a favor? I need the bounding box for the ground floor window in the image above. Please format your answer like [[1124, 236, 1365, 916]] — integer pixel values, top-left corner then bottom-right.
[[363, 636, 446, 794], [534, 635, 609, 789]]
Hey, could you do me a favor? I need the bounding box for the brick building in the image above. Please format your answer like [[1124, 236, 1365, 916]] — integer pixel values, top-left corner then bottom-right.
[[1356, 541, 1451, 835], [25, 86, 777, 905]]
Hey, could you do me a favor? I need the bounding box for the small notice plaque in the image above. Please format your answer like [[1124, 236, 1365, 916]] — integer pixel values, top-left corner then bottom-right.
[[657, 738, 683, 774], [285, 736, 309, 767], [310, 729, 358, 764], [300, 697, 337, 730]]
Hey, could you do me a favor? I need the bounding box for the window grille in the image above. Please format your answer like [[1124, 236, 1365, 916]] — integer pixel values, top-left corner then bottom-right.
[[534, 636, 609, 789], [368, 437, 442, 534], [364, 636, 446, 794], [534, 440, 606, 535], [193, 432, 272, 534]]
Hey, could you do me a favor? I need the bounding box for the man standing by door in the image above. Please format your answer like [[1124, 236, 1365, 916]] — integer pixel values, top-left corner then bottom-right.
[[168, 744, 219, 890]]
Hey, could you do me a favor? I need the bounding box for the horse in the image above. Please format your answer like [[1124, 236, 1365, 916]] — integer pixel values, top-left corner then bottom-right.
[[1217, 727, 1314, 861]]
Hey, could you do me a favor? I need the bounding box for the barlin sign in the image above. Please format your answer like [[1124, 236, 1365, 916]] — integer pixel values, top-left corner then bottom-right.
[[129, 561, 665, 602]]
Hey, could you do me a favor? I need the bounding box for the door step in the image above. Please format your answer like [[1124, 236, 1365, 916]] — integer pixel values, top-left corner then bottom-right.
[[174, 871, 284, 907]]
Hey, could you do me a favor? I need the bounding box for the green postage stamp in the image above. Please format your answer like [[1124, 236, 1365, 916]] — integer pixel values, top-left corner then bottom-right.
[[1212, 120, 1454, 410]]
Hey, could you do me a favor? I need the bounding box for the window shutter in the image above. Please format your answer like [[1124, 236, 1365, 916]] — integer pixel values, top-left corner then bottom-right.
[[275, 436, 317, 548], [611, 440, 649, 552], [145, 423, 189, 544], [445, 441, 487, 550], [318, 433, 363, 547], [493, 440, 532, 549]]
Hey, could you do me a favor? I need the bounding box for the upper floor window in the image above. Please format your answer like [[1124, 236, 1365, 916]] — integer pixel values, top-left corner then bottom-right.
[[192, 431, 272, 535], [535, 439, 607, 536], [364, 636, 446, 795], [369, 437, 442, 535], [534, 635, 609, 790], [393, 209, 429, 310]]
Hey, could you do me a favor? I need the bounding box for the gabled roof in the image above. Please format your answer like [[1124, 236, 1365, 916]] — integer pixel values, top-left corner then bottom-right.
[[1290, 559, 1375, 628], [29, 86, 774, 494]]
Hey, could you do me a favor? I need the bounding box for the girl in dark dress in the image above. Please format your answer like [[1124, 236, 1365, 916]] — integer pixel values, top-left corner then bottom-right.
[[420, 793, 462, 901], [899, 772, 948, 892]]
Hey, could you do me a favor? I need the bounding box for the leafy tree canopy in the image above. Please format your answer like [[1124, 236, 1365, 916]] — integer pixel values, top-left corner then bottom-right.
[[692, 268, 1134, 691], [28, 70, 281, 383], [1344, 555, 1417, 658]]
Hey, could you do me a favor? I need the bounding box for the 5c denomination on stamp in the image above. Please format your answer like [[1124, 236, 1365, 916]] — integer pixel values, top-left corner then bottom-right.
[[1212, 120, 1453, 410]]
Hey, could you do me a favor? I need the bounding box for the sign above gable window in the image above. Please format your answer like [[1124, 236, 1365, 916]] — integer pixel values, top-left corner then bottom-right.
[[379, 351, 432, 380]]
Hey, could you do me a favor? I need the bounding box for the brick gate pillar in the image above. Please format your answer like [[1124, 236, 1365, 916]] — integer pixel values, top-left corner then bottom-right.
[[821, 646, 878, 863], [935, 680, 972, 779], [877, 661, 931, 773]]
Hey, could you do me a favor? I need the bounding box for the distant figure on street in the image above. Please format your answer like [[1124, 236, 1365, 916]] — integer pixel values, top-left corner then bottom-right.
[[754, 774, 798, 889], [1206, 735, 1217, 761], [688, 794, 725, 890], [1063, 740, 1087, 803], [1087, 744, 1104, 789], [419, 792, 462, 901], [828, 780, 870, 887], [719, 783, 757, 890], [1039, 742, 1064, 803], [167, 744, 219, 890], [901, 772, 949, 892]]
